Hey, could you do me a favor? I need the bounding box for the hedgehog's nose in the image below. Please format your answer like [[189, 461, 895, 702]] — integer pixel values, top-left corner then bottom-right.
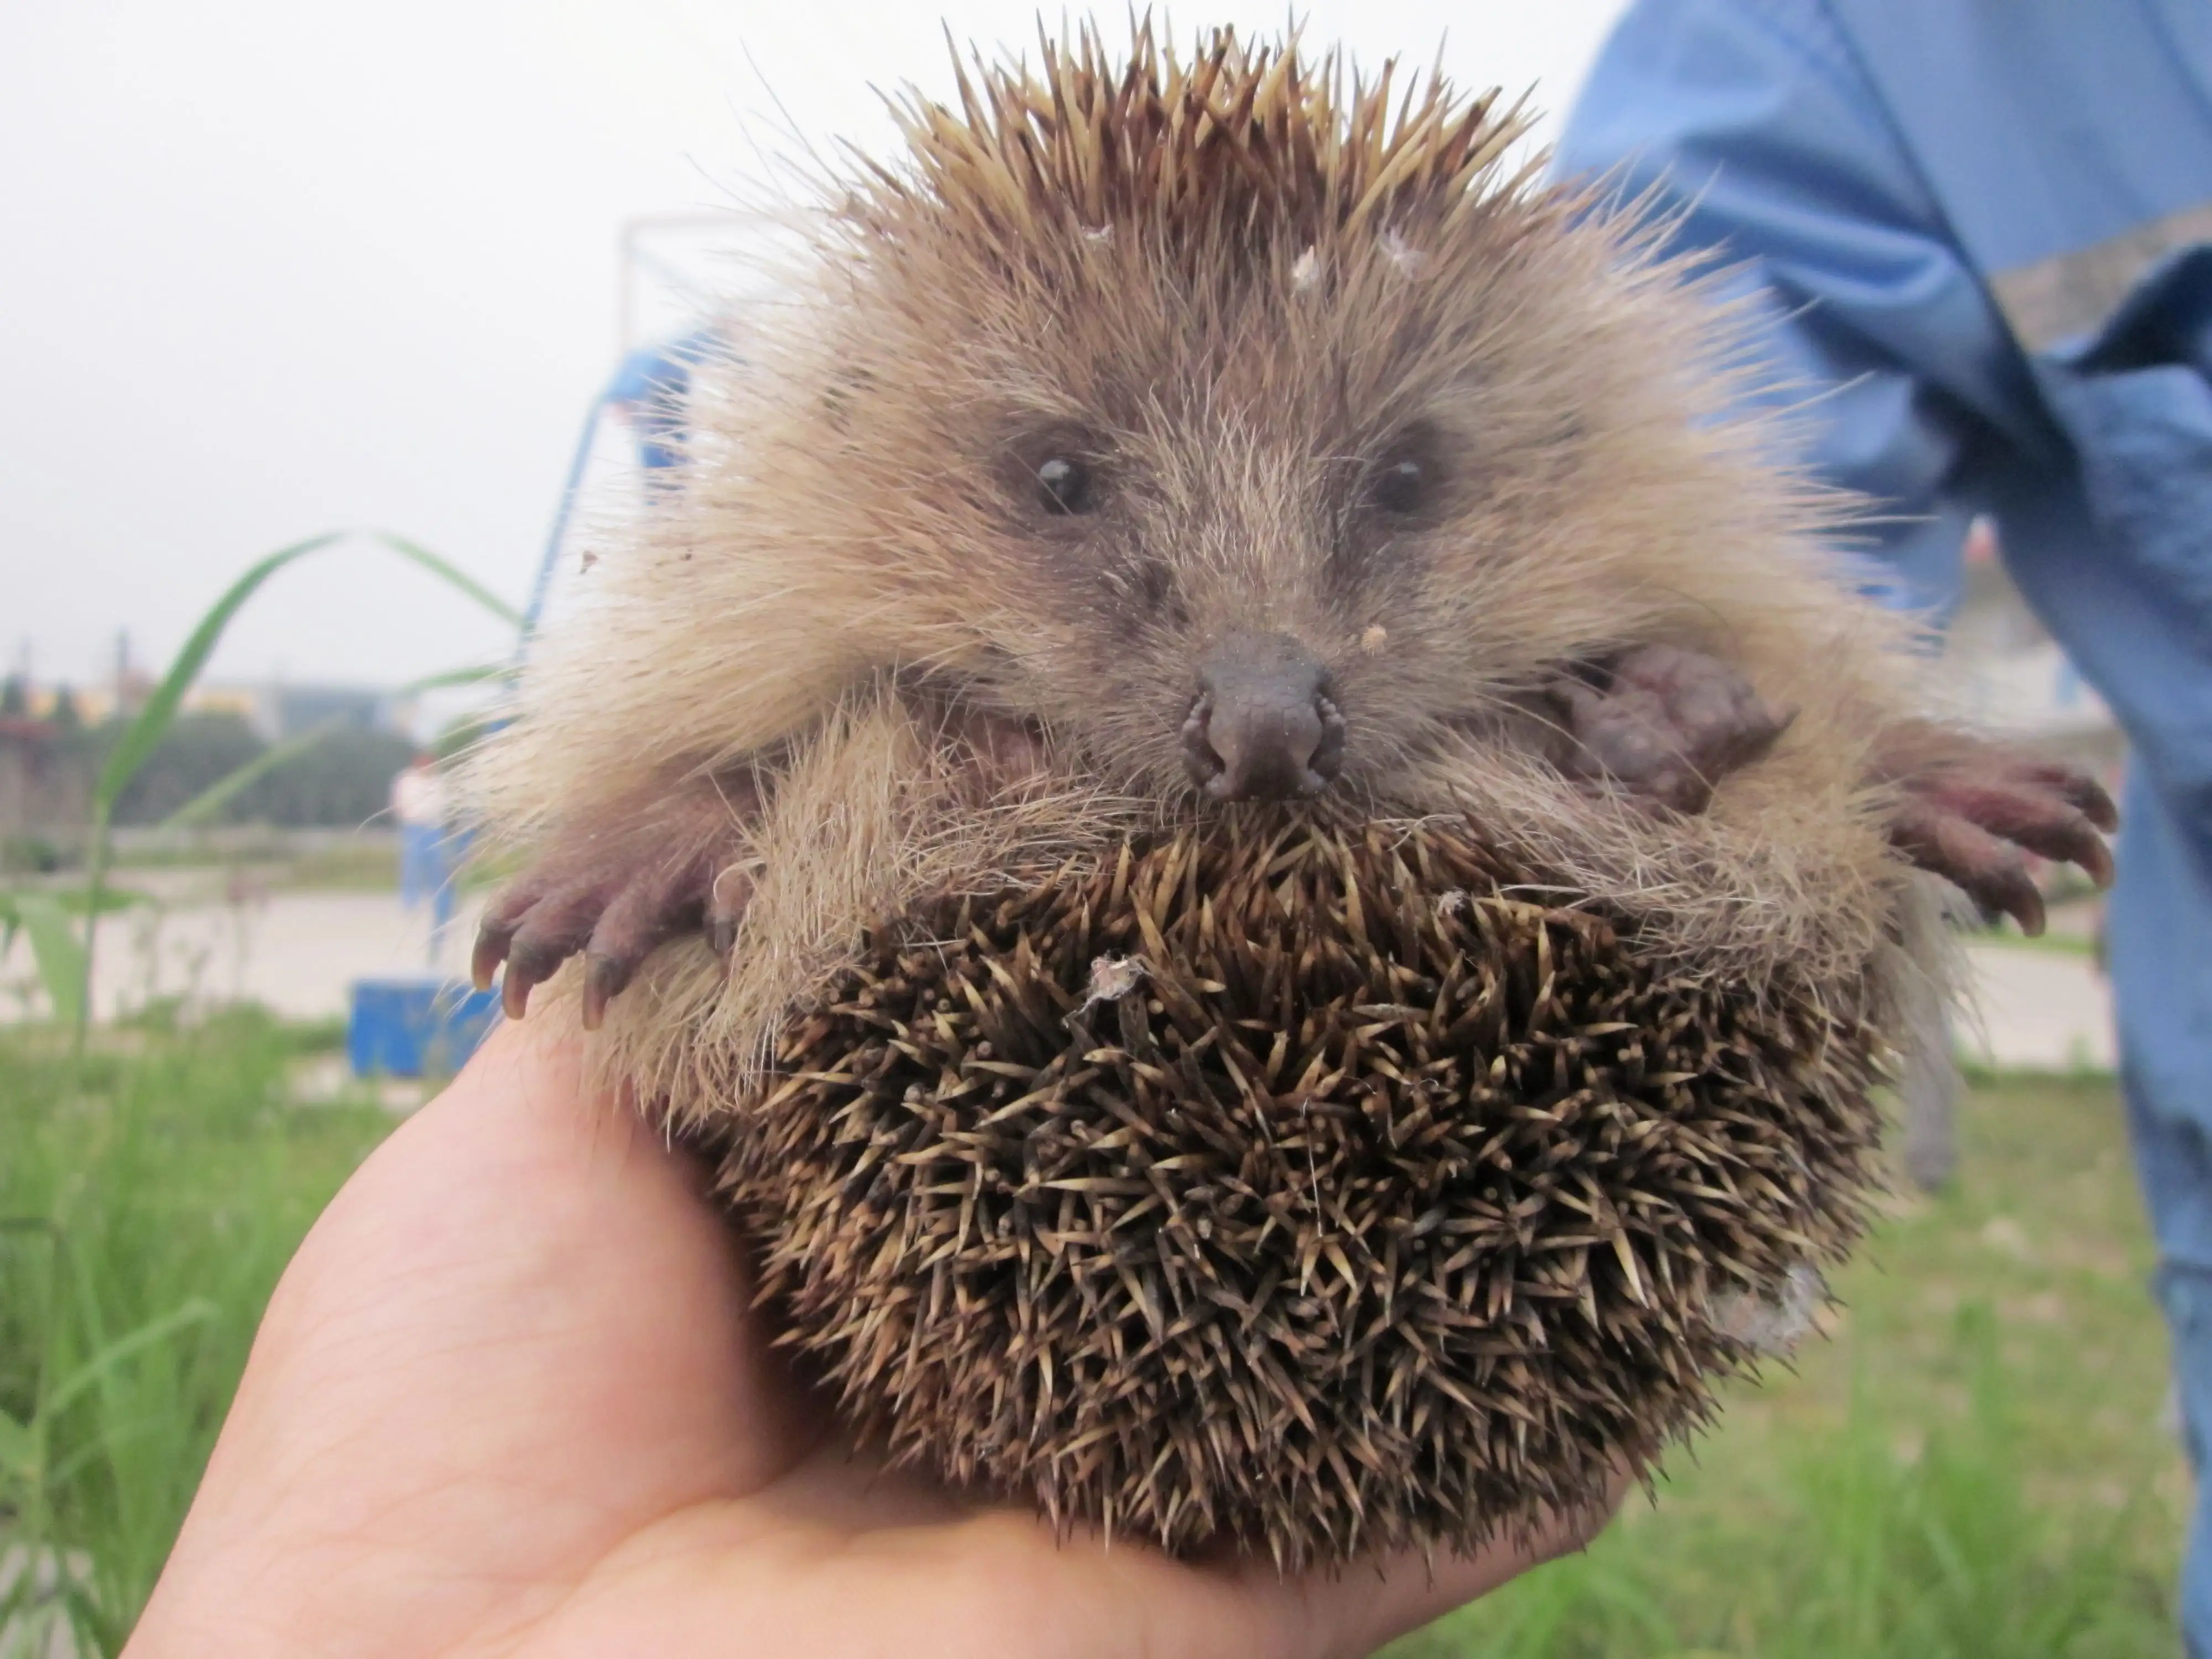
[[1183, 633, 1345, 801]]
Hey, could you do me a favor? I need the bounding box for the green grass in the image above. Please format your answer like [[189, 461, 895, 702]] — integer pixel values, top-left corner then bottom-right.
[[271, 838, 401, 890], [106, 835, 512, 894], [0, 1011, 392, 1651], [0, 1019, 2185, 1655], [1961, 925, 2100, 959]]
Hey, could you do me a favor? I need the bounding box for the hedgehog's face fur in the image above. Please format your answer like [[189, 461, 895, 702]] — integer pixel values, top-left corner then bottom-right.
[[696, 28, 1792, 811], [832, 232, 1635, 802]]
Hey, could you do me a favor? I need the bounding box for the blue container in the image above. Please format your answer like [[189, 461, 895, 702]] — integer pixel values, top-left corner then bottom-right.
[[348, 978, 502, 1079]]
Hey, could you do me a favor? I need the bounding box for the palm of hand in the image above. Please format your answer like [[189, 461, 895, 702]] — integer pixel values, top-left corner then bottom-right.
[[128, 1025, 1599, 1659]]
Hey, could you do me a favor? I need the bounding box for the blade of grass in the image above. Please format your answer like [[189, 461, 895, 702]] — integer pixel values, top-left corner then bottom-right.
[[12, 893, 87, 1027], [72, 531, 519, 1055], [157, 658, 507, 834], [41, 1300, 218, 1420], [155, 715, 349, 832], [397, 661, 508, 695], [91, 533, 348, 813], [89, 531, 513, 813], [51, 888, 152, 917], [75, 531, 342, 1054], [0, 1408, 34, 1485], [367, 531, 523, 627]]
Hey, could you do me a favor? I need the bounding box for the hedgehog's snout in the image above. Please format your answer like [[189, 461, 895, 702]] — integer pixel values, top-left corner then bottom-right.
[[1182, 632, 1345, 801]]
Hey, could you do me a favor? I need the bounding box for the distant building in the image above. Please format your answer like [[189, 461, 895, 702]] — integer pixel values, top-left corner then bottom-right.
[[27, 679, 415, 743], [181, 682, 265, 727], [264, 684, 414, 741], [0, 718, 88, 842], [186, 682, 418, 742], [27, 680, 146, 727]]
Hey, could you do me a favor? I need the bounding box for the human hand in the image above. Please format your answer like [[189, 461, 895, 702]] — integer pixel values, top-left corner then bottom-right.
[[126, 1021, 1616, 1659]]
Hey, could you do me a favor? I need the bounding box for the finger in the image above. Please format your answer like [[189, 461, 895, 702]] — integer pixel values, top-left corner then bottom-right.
[[1545, 675, 1607, 741], [1260, 1473, 1633, 1659], [580, 954, 630, 1033], [2006, 760, 2119, 831], [471, 922, 513, 994], [1573, 700, 1672, 781], [1640, 760, 1714, 816], [1606, 640, 1693, 688]]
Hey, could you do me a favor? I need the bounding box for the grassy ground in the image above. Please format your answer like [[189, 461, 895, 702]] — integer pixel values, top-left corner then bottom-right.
[[0, 1011, 391, 1651], [98, 833, 508, 893], [0, 1016, 2186, 1654]]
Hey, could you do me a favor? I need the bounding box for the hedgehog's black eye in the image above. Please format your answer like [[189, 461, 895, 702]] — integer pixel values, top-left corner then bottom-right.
[[1369, 456, 1430, 516], [1361, 422, 1448, 522], [1036, 456, 1095, 515], [1004, 426, 1107, 521]]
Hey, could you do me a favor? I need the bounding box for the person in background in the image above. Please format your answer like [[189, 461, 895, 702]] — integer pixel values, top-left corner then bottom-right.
[[1557, 1, 2212, 1642], [390, 749, 455, 956]]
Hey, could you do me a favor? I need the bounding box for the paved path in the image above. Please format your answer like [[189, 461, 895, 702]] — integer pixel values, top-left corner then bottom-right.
[[1, 888, 2120, 1072], [1, 886, 484, 1026], [1957, 942, 2116, 1072]]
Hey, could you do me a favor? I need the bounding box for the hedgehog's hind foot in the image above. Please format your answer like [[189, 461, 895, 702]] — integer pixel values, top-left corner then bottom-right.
[[473, 780, 760, 1027], [1875, 724, 2117, 935], [1543, 643, 1796, 815]]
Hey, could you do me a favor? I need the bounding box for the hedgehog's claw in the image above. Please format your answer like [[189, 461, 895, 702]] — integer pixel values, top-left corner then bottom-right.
[[705, 865, 755, 958], [1874, 726, 2117, 933], [469, 880, 544, 994], [478, 852, 739, 1027], [475, 780, 763, 1025], [1886, 797, 2048, 933], [575, 851, 730, 1027], [493, 878, 622, 1021], [1546, 643, 1794, 815]]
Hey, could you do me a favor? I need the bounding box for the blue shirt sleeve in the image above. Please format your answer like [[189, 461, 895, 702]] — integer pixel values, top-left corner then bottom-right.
[[1556, 0, 2025, 616]]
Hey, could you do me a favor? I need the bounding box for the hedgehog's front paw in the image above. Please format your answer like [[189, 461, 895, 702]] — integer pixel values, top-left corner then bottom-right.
[[472, 784, 760, 1028], [1874, 723, 2117, 935], [1545, 643, 1795, 815]]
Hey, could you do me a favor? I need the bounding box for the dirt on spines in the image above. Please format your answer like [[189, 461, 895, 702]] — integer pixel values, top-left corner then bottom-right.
[[716, 813, 1887, 1568]]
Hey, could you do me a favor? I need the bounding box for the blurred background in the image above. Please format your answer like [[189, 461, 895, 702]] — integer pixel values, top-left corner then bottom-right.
[[0, 4, 2177, 1655]]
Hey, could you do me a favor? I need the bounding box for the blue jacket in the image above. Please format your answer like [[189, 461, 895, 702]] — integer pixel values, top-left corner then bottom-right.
[[1558, 0, 2212, 880]]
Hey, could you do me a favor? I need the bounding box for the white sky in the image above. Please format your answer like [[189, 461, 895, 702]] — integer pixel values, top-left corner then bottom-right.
[[1, 1, 1627, 695]]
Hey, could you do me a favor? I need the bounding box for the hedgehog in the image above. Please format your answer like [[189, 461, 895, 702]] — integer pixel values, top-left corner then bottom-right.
[[464, 24, 2116, 1569]]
